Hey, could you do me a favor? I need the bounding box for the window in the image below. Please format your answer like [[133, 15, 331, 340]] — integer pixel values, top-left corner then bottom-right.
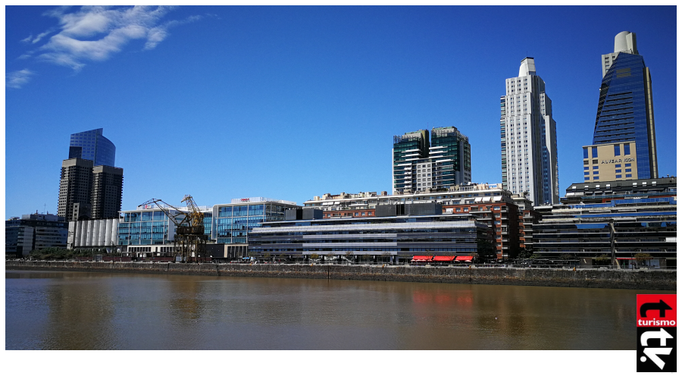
[[592, 147, 598, 158], [624, 143, 630, 155], [625, 169, 632, 173], [583, 147, 588, 158], [593, 176, 599, 180], [626, 174, 632, 178], [625, 163, 631, 167], [616, 175, 622, 179], [615, 169, 622, 173], [614, 144, 621, 156]]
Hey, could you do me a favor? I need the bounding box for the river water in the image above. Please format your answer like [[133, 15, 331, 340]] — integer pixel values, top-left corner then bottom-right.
[[5, 270, 671, 350]]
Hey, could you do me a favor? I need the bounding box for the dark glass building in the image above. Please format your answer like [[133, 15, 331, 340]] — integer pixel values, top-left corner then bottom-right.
[[69, 128, 116, 167], [592, 31, 658, 179]]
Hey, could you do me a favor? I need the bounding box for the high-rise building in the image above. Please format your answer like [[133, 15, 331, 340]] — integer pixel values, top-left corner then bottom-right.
[[587, 31, 658, 181], [500, 57, 559, 205], [392, 127, 471, 194], [69, 128, 116, 166], [91, 165, 124, 219], [58, 158, 94, 221], [58, 129, 123, 222]]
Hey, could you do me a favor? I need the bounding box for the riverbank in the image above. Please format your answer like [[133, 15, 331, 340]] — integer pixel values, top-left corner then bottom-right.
[[6, 260, 677, 290]]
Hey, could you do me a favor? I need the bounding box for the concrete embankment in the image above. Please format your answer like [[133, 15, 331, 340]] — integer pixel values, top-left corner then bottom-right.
[[5, 261, 677, 290]]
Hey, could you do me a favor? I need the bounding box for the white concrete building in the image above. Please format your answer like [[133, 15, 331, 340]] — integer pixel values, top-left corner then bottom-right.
[[500, 57, 559, 205]]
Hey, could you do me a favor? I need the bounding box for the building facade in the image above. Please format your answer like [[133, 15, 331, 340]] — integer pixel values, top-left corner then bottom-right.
[[67, 218, 119, 250], [532, 177, 676, 268], [5, 213, 68, 257], [501, 57, 559, 205], [117, 197, 299, 259], [591, 31, 658, 180], [58, 129, 123, 222], [581, 142, 638, 182], [69, 128, 116, 167], [248, 206, 491, 264], [392, 127, 471, 194], [305, 183, 525, 260]]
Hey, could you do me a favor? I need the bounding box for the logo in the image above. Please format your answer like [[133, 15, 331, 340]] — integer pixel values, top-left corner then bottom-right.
[[637, 294, 677, 372]]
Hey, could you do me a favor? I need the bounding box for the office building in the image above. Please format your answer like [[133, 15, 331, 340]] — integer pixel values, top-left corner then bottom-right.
[[500, 57, 559, 205], [248, 205, 491, 264], [305, 183, 526, 260], [6, 213, 68, 258], [58, 129, 123, 222], [91, 165, 124, 219], [392, 127, 471, 194], [69, 128, 116, 166], [117, 197, 299, 259], [532, 177, 676, 268], [58, 158, 94, 221], [591, 31, 658, 180]]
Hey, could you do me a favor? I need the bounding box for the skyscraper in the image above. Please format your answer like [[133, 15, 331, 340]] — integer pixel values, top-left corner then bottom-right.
[[500, 57, 559, 205], [392, 127, 471, 194], [69, 128, 116, 166], [585, 31, 658, 181], [58, 129, 123, 222]]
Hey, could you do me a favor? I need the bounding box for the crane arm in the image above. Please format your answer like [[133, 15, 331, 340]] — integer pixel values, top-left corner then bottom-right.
[[138, 198, 188, 227]]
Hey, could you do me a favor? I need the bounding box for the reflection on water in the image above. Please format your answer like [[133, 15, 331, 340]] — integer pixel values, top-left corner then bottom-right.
[[6, 270, 668, 350]]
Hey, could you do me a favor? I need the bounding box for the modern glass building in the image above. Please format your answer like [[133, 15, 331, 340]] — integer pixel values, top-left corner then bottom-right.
[[117, 197, 298, 258], [212, 198, 296, 244], [248, 211, 491, 264], [69, 128, 116, 167], [500, 57, 559, 205], [592, 31, 658, 180], [392, 127, 471, 194]]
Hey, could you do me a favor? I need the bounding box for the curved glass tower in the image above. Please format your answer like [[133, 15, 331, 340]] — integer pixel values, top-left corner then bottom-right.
[[68, 128, 116, 167], [592, 31, 658, 179]]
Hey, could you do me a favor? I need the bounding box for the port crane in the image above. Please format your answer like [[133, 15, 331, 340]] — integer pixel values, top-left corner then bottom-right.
[[138, 195, 207, 263]]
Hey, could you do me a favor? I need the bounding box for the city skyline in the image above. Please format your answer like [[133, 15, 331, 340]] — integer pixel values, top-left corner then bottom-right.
[[5, 5, 677, 218]]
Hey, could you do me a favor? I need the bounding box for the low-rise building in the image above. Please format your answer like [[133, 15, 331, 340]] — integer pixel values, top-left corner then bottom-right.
[[532, 177, 676, 268], [5, 213, 68, 258], [248, 204, 491, 264]]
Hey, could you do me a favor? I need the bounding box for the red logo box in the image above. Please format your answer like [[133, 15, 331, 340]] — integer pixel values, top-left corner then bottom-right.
[[637, 294, 677, 327]]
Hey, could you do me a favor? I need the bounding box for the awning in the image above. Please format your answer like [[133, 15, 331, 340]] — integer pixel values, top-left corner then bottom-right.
[[455, 256, 474, 262], [411, 255, 433, 262], [433, 256, 455, 262]]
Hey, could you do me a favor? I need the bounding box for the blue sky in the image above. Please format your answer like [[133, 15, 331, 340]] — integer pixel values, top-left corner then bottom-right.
[[4, 5, 677, 217]]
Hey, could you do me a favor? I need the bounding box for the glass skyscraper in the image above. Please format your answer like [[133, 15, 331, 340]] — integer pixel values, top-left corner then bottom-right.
[[392, 128, 471, 194], [592, 31, 658, 180], [500, 57, 559, 205], [69, 128, 116, 167]]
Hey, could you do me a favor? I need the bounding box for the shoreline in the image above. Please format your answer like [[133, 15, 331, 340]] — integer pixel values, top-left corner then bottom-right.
[[5, 260, 677, 290]]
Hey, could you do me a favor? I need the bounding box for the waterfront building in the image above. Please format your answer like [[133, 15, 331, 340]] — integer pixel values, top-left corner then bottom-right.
[[67, 218, 119, 250], [68, 128, 116, 167], [248, 204, 491, 264], [58, 158, 94, 221], [500, 57, 559, 205], [211, 197, 299, 258], [591, 31, 658, 180], [5, 213, 68, 258], [392, 127, 471, 194], [117, 197, 298, 259], [58, 129, 123, 222], [305, 183, 524, 260], [532, 177, 676, 268]]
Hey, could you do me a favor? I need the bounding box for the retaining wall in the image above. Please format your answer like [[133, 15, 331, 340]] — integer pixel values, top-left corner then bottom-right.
[[5, 261, 677, 290]]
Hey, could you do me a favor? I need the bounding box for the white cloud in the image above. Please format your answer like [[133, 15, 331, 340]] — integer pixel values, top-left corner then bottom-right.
[[31, 6, 193, 70], [6, 69, 35, 89]]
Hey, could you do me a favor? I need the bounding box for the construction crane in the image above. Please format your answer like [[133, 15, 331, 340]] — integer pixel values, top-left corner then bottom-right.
[[138, 195, 208, 263]]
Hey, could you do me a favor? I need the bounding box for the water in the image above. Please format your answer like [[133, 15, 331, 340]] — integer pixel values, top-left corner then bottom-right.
[[5, 270, 669, 350]]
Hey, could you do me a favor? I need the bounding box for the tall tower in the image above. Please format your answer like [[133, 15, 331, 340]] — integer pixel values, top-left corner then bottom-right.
[[500, 57, 559, 205], [58, 129, 123, 222], [69, 128, 116, 166], [392, 127, 471, 194], [58, 158, 94, 221], [589, 31, 658, 180]]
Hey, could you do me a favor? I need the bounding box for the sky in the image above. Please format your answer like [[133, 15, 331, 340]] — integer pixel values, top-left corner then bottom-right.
[[4, 4, 678, 217]]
